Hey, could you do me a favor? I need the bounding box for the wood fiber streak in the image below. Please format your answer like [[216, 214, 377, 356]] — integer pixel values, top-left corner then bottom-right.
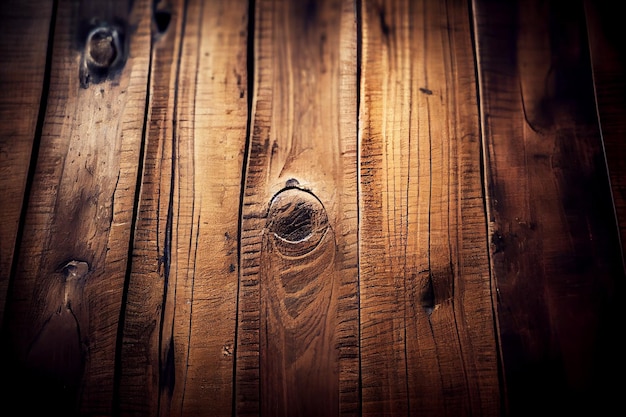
[[473, 0, 625, 415], [117, 0, 184, 415], [0, 1, 624, 416], [235, 0, 359, 416], [172, 0, 248, 415], [0, 0, 53, 328], [359, 0, 499, 416], [119, 1, 248, 416], [0, 0, 151, 415], [585, 0, 626, 266]]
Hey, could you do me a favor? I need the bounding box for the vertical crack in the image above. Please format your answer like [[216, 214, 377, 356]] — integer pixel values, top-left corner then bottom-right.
[[232, 0, 255, 415], [355, 0, 363, 416], [112, 2, 155, 415], [467, 0, 509, 415]]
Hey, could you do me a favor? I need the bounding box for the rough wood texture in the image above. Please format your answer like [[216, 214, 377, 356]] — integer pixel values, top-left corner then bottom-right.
[[118, 1, 249, 416], [0, 0, 53, 327], [473, 0, 625, 415], [359, 1, 500, 416], [0, 0, 624, 416], [0, 0, 151, 414], [116, 0, 184, 415], [585, 0, 626, 266], [235, 0, 359, 416]]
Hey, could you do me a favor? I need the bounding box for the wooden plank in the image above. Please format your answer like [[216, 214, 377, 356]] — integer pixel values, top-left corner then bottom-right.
[[0, 0, 53, 327], [359, 0, 500, 416], [235, 0, 359, 416], [585, 0, 626, 267], [116, 0, 183, 415], [118, 0, 249, 416], [472, 0, 626, 415], [1, 0, 151, 414]]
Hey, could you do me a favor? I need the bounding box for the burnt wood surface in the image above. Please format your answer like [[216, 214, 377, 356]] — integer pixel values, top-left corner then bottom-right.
[[0, 0, 624, 416]]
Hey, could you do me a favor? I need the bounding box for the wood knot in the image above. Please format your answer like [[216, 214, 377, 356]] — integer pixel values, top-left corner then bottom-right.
[[267, 187, 329, 257], [80, 21, 126, 88], [86, 26, 120, 68], [60, 260, 90, 281], [153, 0, 172, 35]]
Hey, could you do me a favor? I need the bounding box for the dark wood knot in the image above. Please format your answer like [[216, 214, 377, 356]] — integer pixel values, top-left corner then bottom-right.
[[79, 21, 126, 88], [86, 26, 120, 69], [267, 187, 329, 257]]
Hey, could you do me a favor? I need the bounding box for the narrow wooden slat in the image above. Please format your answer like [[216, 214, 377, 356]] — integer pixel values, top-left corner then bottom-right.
[[472, 0, 625, 415], [235, 0, 359, 415], [0, 0, 53, 327], [1, 0, 151, 414], [118, 1, 249, 416], [585, 0, 626, 266], [359, 0, 500, 416]]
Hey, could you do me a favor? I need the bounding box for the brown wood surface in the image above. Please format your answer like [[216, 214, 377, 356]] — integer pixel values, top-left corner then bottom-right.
[[585, 0, 626, 267], [359, 0, 499, 416], [0, 0, 53, 327], [235, 0, 359, 415], [473, 0, 625, 415], [0, 0, 624, 416], [118, 1, 249, 416], [1, 0, 152, 414], [116, 0, 185, 415]]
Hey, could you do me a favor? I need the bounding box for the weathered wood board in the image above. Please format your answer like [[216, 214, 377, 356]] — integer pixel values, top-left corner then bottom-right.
[[586, 0, 626, 266], [1, 0, 152, 414], [235, 1, 359, 415], [118, 1, 249, 416], [359, 0, 499, 416], [473, 0, 625, 415], [0, 0, 623, 416], [0, 0, 54, 328]]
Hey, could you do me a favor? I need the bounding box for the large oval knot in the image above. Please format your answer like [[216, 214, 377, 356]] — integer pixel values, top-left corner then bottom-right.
[[267, 187, 329, 257]]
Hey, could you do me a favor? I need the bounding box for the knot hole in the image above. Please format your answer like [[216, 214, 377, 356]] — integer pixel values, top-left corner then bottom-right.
[[267, 188, 329, 256]]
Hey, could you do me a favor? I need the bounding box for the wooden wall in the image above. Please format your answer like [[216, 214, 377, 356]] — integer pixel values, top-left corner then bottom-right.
[[0, 0, 623, 416]]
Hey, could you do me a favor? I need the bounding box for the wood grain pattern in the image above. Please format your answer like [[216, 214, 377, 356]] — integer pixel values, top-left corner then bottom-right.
[[0, 1, 624, 416], [117, 0, 184, 415], [119, 1, 249, 416], [0, 0, 53, 328], [235, 0, 359, 415], [585, 0, 626, 267], [173, 2, 248, 415], [0, 0, 151, 414], [473, 0, 625, 415], [359, 1, 500, 416]]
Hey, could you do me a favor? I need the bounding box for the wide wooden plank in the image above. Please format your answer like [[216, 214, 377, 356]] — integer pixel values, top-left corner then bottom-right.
[[118, 0, 249, 416], [1, 0, 151, 414], [0, 0, 53, 327], [472, 0, 625, 415], [167, 1, 249, 415], [359, 0, 500, 416], [235, 0, 359, 416], [585, 0, 626, 266]]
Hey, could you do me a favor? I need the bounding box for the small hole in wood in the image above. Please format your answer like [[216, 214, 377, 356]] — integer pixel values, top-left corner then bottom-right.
[[86, 27, 118, 68], [155, 10, 172, 33]]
